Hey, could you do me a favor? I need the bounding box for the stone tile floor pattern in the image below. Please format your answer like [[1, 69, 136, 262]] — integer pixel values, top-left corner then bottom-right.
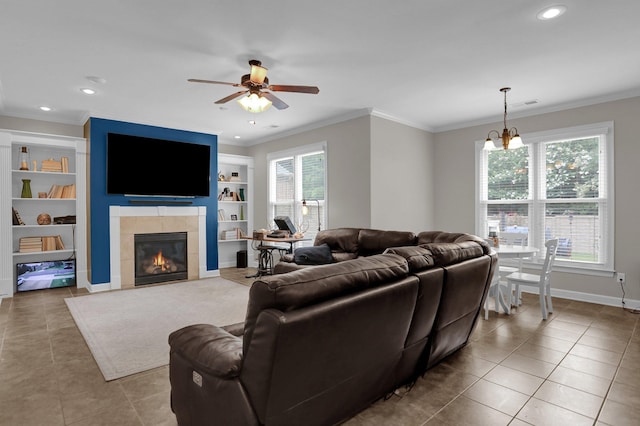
[[0, 268, 638, 425]]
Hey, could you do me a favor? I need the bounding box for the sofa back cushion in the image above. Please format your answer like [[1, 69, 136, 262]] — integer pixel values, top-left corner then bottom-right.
[[384, 246, 435, 272], [417, 231, 491, 254], [243, 253, 409, 348], [358, 229, 417, 257], [420, 241, 486, 267], [314, 228, 361, 260]]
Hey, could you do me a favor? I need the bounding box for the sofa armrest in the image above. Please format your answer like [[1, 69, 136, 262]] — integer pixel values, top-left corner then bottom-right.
[[222, 321, 245, 337], [169, 324, 243, 379]]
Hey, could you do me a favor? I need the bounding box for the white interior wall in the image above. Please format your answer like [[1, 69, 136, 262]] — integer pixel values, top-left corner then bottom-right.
[[247, 115, 372, 231], [370, 115, 435, 232]]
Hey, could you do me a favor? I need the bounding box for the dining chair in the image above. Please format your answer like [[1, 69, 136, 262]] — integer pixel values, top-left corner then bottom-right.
[[498, 231, 529, 270], [498, 231, 528, 247], [506, 239, 559, 319]]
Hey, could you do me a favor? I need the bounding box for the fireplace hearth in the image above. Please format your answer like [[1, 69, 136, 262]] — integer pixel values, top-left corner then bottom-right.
[[134, 232, 187, 285]]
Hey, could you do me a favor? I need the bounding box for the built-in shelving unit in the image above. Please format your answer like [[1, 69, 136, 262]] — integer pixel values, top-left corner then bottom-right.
[[0, 130, 88, 297], [217, 154, 254, 268]]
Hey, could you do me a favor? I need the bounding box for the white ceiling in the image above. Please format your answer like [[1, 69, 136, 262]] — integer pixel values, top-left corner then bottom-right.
[[2, 0, 640, 146]]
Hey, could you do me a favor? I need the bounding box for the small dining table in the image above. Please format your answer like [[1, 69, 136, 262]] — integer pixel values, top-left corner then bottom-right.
[[490, 245, 539, 315]]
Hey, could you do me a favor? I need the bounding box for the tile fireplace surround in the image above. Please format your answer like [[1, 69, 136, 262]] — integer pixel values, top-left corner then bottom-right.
[[108, 206, 209, 290]]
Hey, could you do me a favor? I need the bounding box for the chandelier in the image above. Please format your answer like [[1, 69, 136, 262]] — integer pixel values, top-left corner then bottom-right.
[[484, 87, 523, 150]]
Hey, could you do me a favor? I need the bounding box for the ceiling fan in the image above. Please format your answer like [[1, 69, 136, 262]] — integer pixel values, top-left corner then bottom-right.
[[188, 59, 319, 112]]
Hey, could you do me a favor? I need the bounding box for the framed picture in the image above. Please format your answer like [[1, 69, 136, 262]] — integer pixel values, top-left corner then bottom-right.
[[230, 214, 238, 221]]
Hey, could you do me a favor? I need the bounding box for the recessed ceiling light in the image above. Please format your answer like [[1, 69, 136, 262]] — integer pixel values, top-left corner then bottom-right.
[[81, 88, 96, 95], [39, 106, 52, 112], [248, 120, 256, 125], [537, 5, 567, 20], [234, 135, 241, 139]]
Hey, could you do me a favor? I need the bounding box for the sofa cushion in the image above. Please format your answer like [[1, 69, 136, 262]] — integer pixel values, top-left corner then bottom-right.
[[314, 228, 361, 255], [358, 229, 417, 256], [417, 231, 491, 255], [294, 243, 333, 265], [243, 253, 409, 349], [384, 246, 435, 272], [419, 241, 485, 267]]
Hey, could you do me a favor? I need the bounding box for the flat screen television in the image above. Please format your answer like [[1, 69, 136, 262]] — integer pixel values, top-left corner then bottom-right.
[[106, 133, 211, 197], [16, 260, 76, 292]]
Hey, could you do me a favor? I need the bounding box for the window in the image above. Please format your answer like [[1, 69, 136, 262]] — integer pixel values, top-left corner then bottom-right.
[[268, 143, 326, 241], [476, 122, 614, 273]]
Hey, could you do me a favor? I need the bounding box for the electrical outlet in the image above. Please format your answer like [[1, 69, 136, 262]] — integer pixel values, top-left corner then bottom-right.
[[616, 272, 626, 284]]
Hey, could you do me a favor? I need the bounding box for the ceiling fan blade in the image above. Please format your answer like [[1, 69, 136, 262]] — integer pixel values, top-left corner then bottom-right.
[[214, 91, 248, 104], [188, 78, 241, 87], [268, 84, 319, 94], [262, 92, 289, 110]]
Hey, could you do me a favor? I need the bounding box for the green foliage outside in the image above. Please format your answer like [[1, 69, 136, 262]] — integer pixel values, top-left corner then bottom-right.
[[301, 152, 325, 201], [487, 137, 600, 215]]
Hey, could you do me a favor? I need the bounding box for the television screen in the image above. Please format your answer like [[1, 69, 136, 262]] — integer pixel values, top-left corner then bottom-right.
[[16, 260, 76, 292], [106, 133, 211, 197]]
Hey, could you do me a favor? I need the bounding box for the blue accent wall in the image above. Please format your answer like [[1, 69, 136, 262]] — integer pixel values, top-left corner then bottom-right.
[[88, 118, 218, 284]]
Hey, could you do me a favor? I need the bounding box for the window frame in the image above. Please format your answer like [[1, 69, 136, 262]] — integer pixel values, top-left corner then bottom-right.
[[267, 142, 327, 240], [476, 122, 615, 276]]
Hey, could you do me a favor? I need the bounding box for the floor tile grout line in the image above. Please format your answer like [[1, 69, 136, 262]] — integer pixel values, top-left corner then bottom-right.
[[592, 316, 640, 422], [505, 314, 598, 423]]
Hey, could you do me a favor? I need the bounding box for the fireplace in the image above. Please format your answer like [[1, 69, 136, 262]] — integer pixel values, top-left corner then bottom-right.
[[134, 232, 188, 285]]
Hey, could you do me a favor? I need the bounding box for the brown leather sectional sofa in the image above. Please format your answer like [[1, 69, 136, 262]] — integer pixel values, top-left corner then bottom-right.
[[168, 229, 497, 425]]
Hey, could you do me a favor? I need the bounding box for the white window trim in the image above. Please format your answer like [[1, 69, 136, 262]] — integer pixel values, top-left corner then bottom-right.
[[475, 122, 615, 276], [267, 141, 328, 231]]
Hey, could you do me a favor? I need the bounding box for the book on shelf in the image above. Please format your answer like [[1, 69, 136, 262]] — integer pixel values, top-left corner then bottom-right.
[[18, 235, 65, 252], [221, 228, 243, 240], [12, 207, 25, 225], [47, 183, 75, 199], [61, 156, 69, 173], [217, 189, 241, 201], [218, 209, 226, 221], [19, 236, 42, 253], [41, 159, 63, 172]]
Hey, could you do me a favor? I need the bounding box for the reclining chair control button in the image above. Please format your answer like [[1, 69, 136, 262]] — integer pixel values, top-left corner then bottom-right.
[[192, 371, 202, 387]]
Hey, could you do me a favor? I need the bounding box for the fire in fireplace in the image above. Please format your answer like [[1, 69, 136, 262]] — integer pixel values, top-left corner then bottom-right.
[[134, 232, 187, 285]]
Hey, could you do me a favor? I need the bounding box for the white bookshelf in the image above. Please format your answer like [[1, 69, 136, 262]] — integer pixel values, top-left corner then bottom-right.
[[217, 154, 254, 268], [0, 130, 88, 297]]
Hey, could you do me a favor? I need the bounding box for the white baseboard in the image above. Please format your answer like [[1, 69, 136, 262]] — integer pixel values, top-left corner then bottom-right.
[[519, 284, 640, 308], [87, 282, 112, 293]]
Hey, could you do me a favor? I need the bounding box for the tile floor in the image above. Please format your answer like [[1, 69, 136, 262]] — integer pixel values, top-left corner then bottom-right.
[[0, 268, 638, 425]]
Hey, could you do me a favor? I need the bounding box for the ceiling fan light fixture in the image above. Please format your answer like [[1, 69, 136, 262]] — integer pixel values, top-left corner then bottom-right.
[[238, 93, 272, 113], [249, 63, 268, 85]]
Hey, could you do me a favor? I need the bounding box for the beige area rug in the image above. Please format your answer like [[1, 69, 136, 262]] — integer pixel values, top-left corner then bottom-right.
[[65, 277, 250, 381]]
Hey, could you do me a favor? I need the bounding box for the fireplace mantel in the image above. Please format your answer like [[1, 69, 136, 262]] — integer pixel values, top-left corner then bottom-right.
[[108, 206, 209, 291]]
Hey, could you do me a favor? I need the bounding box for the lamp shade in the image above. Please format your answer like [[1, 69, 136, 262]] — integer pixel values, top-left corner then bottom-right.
[[249, 64, 268, 85], [509, 134, 524, 149], [483, 139, 496, 151], [238, 93, 272, 113]]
